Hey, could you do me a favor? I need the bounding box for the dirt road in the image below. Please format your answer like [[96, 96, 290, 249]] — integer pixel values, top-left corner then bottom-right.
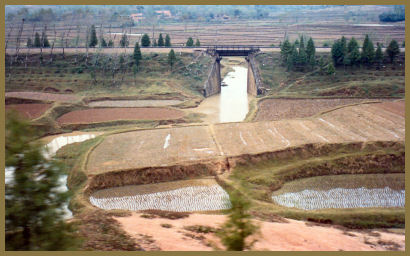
[[87, 101, 404, 174]]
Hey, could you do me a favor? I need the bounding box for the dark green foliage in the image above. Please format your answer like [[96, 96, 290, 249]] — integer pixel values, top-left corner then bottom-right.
[[374, 43, 383, 67], [195, 39, 201, 47], [89, 25, 98, 48], [119, 33, 129, 48], [186, 37, 194, 47], [401, 41, 405, 47], [41, 32, 50, 47], [133, 42, 142, 66], [141, 33, 150, 47], [217, 189, 258, 251], [157, 33, 164, 47], [34, 32, 41, 47], [379, 6, 405, 22], [165, 34, 171, 47], [386, 39, 400, 63], [153, 39, 157, 47], [361, 35, 375, 65], [108, 39, 114, 48], [331, 36, 347, 66], [5, 113, 79, 250], [280, 39, 292, 64], [306, 38, 316, 68], [327, 62, 336, 75], [100, 37, 107, 48], [347, 37, 361, 66], [168, 49, 176, 70], [26, 38, 32, 48]]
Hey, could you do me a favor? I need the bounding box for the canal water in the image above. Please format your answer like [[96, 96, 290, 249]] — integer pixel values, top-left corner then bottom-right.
[[219, 66, 249, 123]]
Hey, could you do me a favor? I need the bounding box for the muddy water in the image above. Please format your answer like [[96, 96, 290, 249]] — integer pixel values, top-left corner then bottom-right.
[[191, 61, 250, 123], [219, 66, 249, 123]]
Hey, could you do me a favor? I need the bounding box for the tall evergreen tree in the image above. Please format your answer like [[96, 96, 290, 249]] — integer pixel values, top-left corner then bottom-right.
[[133, 42, 142, 66], [386, 39, 400, 63], [374, 43, 383, 68], [108, 39, 114, 47], [331, 36, 347, 66], [287, 43, 298, 71], [306, 38, 316, 68], [34, 32, 41, 47], [168, 49, 176, 70], [5, 113, 79, 250], [195, 39, 201, 47], [280, 39, 292, 65], [165, 34, 171, 47], [119, 33, 129, 48], [157, 33, 164, 47], [186, 37, 194, 47], [41, 32, 50, 47], [89, 25, 98, 48], [361, 34, 375, 65], [141, 34, 150, 47], [26, 38, 33, 48], [347, 37, 361, 66], [100, 37, 107, 48]]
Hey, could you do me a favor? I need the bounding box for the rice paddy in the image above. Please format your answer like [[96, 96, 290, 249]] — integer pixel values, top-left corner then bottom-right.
[[272, 187, 405, 210], [89, 179, 231, 212]]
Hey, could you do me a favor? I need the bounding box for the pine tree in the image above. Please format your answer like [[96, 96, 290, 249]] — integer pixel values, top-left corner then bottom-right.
[[153, 39, 157, 47], [5, 112, 79, 250], [216, 190, 258, 251], [386, 39, 400, 63], [41, 32, 50, 47], [89, 25, 98, 48], [165, 34, 171, 47], [186, 37, 194, 47], [361, 34, 375, 65], [280, 39, 292, 65], [327, 62, 336, 75], [100, 37, 107, 48], [287, 44, 298, 71], [331, 37, 347, 66], [347, 37, 361, 66], [157, 33, 164, 47], [306, 38, 316, 68], [133, 42, 142, 66], [119, 33, 129, 48], [108, 39, 114, 47], [168, 49, 176, 70], [195, 39, 201, 47], [26, 38, 33, 48], [141, 34, 150, 47], [34, 32, 41, 47], [374, 43, 383, 68]]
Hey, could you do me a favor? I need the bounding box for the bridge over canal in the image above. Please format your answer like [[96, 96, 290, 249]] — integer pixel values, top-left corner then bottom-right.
[[203, 45, 264, 97]]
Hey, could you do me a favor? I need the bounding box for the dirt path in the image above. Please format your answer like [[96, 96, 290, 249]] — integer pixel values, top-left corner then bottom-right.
[[114, 213, 405, 251]]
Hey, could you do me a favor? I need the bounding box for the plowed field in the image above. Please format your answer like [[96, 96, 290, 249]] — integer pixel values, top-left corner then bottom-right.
[[57, 107, 185, 125], [5, 91, 81, 102], [5, 103, 52, 119]]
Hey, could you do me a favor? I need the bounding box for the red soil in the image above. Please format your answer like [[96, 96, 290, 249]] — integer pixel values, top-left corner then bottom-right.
[[371, 101, 405, 117], [5, 103, 52, 119], [57, 107, 185, 124]]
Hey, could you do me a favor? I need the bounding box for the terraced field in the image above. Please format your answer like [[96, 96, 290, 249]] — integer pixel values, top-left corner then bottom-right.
[[86, 101, 404, 174]]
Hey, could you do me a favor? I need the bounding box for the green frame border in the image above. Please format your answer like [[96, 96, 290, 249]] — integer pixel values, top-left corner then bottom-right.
[[1, 1, 408, 255]]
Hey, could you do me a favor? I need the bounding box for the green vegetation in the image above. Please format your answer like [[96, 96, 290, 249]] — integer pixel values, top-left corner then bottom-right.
[[386, 39, 400, 63], [119, 33, 129, 48], [5, 112, 79, 250], [89, 25, 98, 48], [224, 141, 405, 228], [280, 35, 316, 71], [379, 5, 405, 22], [165, 34, 171, 46], [158, 33, 164, 47], [186, 37, 194, 47], [141, 33, 150, 47], [195, 39, 201, 47], [217, 189, 258, 251], [168, 49, 176, 70]]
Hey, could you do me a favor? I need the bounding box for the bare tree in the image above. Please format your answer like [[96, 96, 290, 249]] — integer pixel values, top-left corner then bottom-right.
[[49, 24, 57, 63], [85, 26, 90, 64], [40, 25, 48, 65], [25, 23, 36, 69], [74, 25, 80, 64], [5, 23, 15, 51], [13, 19, 25, 65]]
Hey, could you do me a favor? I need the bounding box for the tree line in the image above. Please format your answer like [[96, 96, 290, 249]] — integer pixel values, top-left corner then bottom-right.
[[281, 34, 401, 75]]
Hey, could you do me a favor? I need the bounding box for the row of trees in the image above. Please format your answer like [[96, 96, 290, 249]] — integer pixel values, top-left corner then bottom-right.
[[331, 35, 401, 68], [280, 36, 316, 71], [186, 37, 201, 47]]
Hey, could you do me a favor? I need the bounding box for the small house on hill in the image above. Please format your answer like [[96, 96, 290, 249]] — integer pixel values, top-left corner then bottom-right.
[[155, 10, 172, 18], [130, 13, 144, 22]]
